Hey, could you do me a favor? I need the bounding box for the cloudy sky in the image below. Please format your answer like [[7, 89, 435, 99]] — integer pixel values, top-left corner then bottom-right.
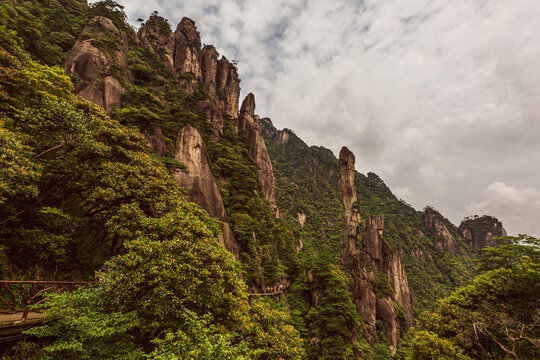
[[115, 0, 540, 236]]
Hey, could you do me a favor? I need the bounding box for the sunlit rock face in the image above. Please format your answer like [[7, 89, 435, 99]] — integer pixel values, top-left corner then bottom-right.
[[64, 16, 128, 114], [173, 125, 239, 259], [239, 94, 280, 217]]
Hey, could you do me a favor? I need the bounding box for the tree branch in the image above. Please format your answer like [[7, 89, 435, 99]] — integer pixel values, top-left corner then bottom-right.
[[33, 142, 65, 159]]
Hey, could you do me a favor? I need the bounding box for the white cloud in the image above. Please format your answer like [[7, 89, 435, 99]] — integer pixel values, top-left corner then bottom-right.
[[466, 182, 540, 236], [115, 0, 540, 235]]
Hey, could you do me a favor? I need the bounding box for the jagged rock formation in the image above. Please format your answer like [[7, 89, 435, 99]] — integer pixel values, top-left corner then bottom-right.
[[138, 16, 240, 135], [239, 94, 280, 216], [458, 215, 507, 252], [64, 14, 254, 259], [424, 207, 458, 254], [64, 16, 128, 114], [138, 16, 175, 70], [173, 125, 239, 258], [340, 147, 361, 263], [216, 56, 240, 117], [339, 147, 413, 353]]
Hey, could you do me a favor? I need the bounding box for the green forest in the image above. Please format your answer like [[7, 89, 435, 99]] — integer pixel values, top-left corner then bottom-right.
[[0, 1, 538, 359]]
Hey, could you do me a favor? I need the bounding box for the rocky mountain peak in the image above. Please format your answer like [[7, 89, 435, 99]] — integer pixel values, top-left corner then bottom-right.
[[173, 17, 202, 82], [64, 16, 128, 114], [339, 146, 413, 353], [240, 92, 256, 115], [239, 94, 280, 216], [175, 17, 200, 44], [459, 215, 507, 252], [138, 15, 175, 69]]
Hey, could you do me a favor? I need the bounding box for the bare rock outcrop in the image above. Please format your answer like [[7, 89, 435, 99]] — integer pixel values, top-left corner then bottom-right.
[[458, 215, 507, 252], [238, 94, 279, 216], [139, 16, 175, 70], [217, 57, 240, 117], [173, 125, 239, 258], [197, 100, 225, 140], [173, 17, 202, 80], [201, 45, 219, 97], [64, 16, 128, 114], [424, 208, 458, 254], [339, 147, 361, 264], [339, 147, 414, 353], [143, 125, 167, 157]]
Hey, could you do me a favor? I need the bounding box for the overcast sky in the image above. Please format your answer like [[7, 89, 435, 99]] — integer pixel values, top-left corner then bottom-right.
[[114, 0, 540, 236]]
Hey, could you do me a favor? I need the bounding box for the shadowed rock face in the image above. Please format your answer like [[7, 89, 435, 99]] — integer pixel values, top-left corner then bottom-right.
[[64, 16, 128, 114], [339, 147, 361, 263], [173, 125, 239, 259], [458, 215, 507, 252], [424, 210, 458, 254], [144, 125, 166, 157], [238, 94, 280, 216], [339, 147, 414, 353], [217, 56, 240, 117]]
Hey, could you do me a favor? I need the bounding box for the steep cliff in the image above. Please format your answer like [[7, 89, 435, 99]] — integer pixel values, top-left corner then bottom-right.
[[459, 215, 507, 252], [339, 147, 414, 353], [423, 207, 459, 254], [137, 17, 239, 137], [64, 16, 128, 114], [239, 94, 279, 216], [173, 17, 202, 82], [138, 15, 175, 70], [62, 12, 295, 284], [339, 147, 361, 264], [173, 125, 239, 258]]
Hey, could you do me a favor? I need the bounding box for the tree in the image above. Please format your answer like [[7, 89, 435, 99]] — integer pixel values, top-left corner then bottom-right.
[[408, 235, 540, 360]]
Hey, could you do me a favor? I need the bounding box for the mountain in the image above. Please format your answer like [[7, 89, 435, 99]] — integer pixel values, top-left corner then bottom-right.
[[1, 2, 533, 359]]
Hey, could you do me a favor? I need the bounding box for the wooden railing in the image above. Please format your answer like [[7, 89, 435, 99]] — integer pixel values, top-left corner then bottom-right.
[[247, 285, 289, 297], [0, 280, 95, 321]]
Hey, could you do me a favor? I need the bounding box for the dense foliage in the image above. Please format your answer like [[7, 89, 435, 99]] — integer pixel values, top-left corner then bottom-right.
[[2, 1, 536, 359], [288, 254, 365, 359], [407, 235, 540, 359], [260, 120, 477, 312], [0, 7, 304, 358]]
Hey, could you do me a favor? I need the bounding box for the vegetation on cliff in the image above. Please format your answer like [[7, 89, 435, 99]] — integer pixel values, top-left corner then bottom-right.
[[0, 5, 304, 359], [1, 1, 538, 359]]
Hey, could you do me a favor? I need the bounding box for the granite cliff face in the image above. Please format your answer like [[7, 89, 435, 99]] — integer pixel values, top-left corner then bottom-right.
[[459, 215, 507, 252], [424, 207, 458, 254], [339, 147, 413, 353], [64, 16, 128, 114], [173, 125, 239, 258], [138, 16, 175, 70], [339, 147, 361, 263], [64, 15, 265, 259], [173, 17, 202, 81], [239, 94, 279, 216]]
